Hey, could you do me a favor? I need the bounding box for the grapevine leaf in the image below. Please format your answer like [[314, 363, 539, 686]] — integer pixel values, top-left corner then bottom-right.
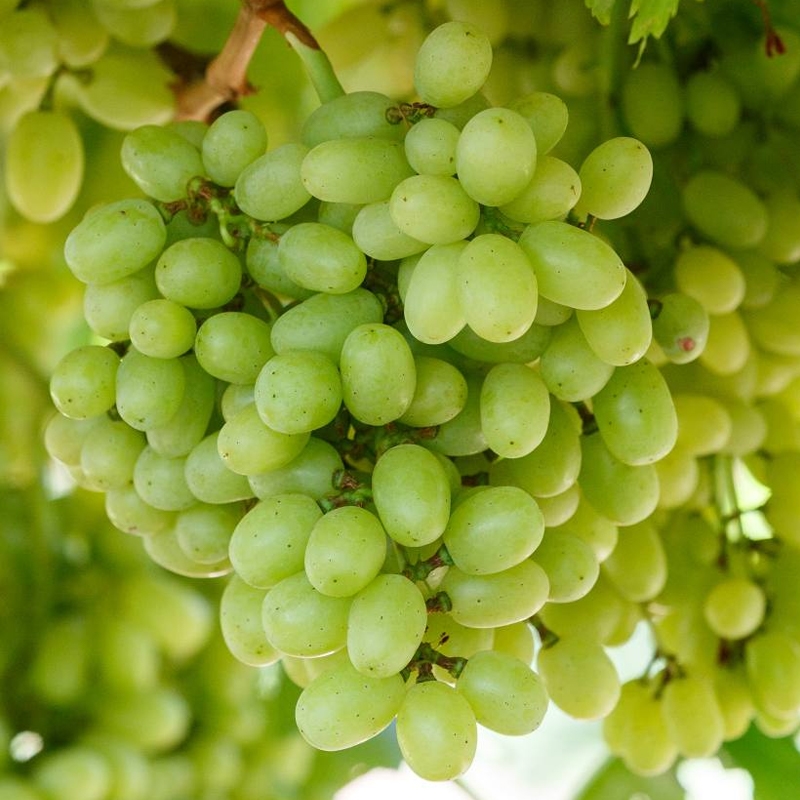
[[584, 0, 618, 25], [574, 757, 684, 800], [723, 726, 800, 800], [628, 0, 681, 45]]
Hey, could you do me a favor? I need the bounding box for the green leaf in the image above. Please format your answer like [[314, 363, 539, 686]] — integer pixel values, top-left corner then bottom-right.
[[575, 756, 684, 800], [585, 0, 618, 25], [628, 0, 681, 45], [723, 725, 800, 800]]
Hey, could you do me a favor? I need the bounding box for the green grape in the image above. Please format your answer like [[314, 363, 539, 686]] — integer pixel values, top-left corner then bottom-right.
[[301, 137, 414, 203], [388, 174, 479, 244], [121, 124, 203, 202], [661, 675, 725, 758], [248, 436, 343, 500], [32, 745, 111, 800], [245, 232, 315, 301], [83, 266, 160, 342], [576, 270, 652, 366], [128, 298, 197, 359], [30, 615, 89, 704], [49, 0, 109, 68], [80, 416, 146, 491], [683, 170, 768, 249], [717, 397, 767, 456], [175, 501, 242, 565], [96, 616, 159, 692], [220, 574, 280, 667], [621, 61, 683, 149], [201, 109, 267, 187], [510, 91, 569, 154], [538, 316, 614, 402], [403, 241, 467, 344], [426, 371, 488, 457], [93, 0, 176, 47], [491, 620, 535, 664], [282, 648, 351, 689], [673, 393, 732, 456], [578, 433, 660, 525], [44, 412, 102, 467], [372, 443, 451, 547], [261, 571, 351, 657], [737, 251, 781, 310], [317, 200, 362, 234], [50, 345, 119, 419], [0, 6, 58, 78], [455, 107, 537, 206], [537, 636, 620, 720], [745, 280, 800, 356], [295, 661, 405, 751], [304, 506, 387, 598], [413, 20, 492, 108], [674, 244, 746, 315], [573, 137, 652, 221], [759, 190, 800, 265], [65, 199, 166, 285], [703, 577, 766, 640], [457, 233, 539, 343], [340, 323, 416, 424], [348, 573, 427, 677], [115, 348, 185, 431], [498, 155, 581, 224], [592, 359, 678, 466], [183, 432, 254, 505], [712, 667, 755, 740], [403, 116, 460, 175], [351, 201, 428, 261], [601, 520, 666, 602], [301, 90, 404, 147], [5, 109, 84, 223], [479, 363, 549, 458], [194, 312, 273, 384], [444, 486, 544, 575], [448, 321, 551, 363], [145, 522, 232, 578], [146, 354, 216, 457], [550, 495, 619, 562], [440, 559, 550, 628], [518, 220, 626, 310], [234, 142, 312, 222], [396, 680, 478, 781], [269, 288, 384, 363], [456, 649, 548, 735], [698, 310, 750, 376], [398, 356, 467, 427], [651, 292, 710, 364], [277, 222, 367, 294], [745, 630, 800, 718], [423, 614, 494, 674], [132, 446, 194, 511], [105, 484, 175, 535], [254, 350, 342, 435], [532, 530, 599, 603], [685, 70, 741, 138]]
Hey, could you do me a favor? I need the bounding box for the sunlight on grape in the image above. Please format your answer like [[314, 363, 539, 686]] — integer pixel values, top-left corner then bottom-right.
[[9, 731, 43, 763], [678, 758, 754, 800]]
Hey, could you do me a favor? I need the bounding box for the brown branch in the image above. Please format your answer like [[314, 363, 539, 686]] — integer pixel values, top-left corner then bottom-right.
[[249, 0, 319, 49]]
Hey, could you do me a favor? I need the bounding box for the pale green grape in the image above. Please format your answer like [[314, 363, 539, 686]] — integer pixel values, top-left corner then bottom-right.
[[32, 745, 111, 800], [592, 359, 678, 466], [745, 280, 800, 356], [602, 520, 667, 602], [456, 649, 548, 735], [80, 416, 146, 491], [234, 142, 312, 221], [455, 107, 537, 206], [579, 433, 660, 525], [202, 109, 267, 187], [403, 116, 460, 175], [426, 372, 488, 457], [229, 493, 321, 589], [372, 443, 451, 547], [317, 200, 362, 234], [538, 316, 614, 402], [403, 241, 467, 344], [269, 288, 384, 363], [301, 137, 414, 203], [423, 613, 494, 672], [261, 571, 351, 657], [396, 356, 468, 427], [413, 20, 492, 108], [144, 523, 232, 578], [745, 630, 800, 718], [674, 244, 746, 315], [340, 323, 416, 424], [49, 0, 109, 68], [5, 109, 84, 223], [479, 363, 549, 458], [685, 70, 741, 137], [441, 559, 550, 628], [621, 61, 683, 148], [737, 251, 780, 309], [50, 345, 119, 420], [301, 90, 404, 147], [396, 680, 477, 781], [132, 446, 194, 511], [304, 506, 387, 598], [661, 675, 725, 758], [651, 292, 710, 364], [653, 445, 699, 509], [220, 574, 280, 667], [105, 484, 175, 535], [683, 170, 768, 249], [83, 266, 160, 342], [550, 495, 619, 562], [0, 6, 58, 78], [511, 91, 569, 154], [115, 348, 185, 431], [128, 298, 197, 359], [295, 661, 405, 751], [65, 199, 166, 285], [282, 648, 351, 690], [703, 577, 766, 640], [93, 0, 175, 47], [532, 530, 599, 603], [492, 620, 535, 664], [444, 485, 544, 575], [519, 220, 626, 310], [277, 222, 367, 294], [44, 412, 102, 467], [348, 573, 427, 677], [254, 350, 341, 435], [96, 616, 159, 692], [457, 233, 538, 343], [194, 312, 273, 384], [673, 393, 733, 456], [183, 432, 254, 505], [448, 321, 551, 363], [121, 124, 203, 202], [156, 238, 242, 309], [698, 310, 750, 376], [537, 636, 620, 719], [499, 155, 581, 224], [175, 501, 242, 565], [351, 201, 428, 261], [146, 354, 216, 457], [759, 190, 800, 265], [245, 231, 315, 300]]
